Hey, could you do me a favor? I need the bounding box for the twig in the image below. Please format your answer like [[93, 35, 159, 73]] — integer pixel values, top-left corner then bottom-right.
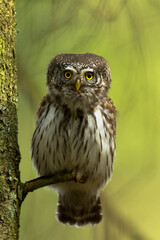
[[22, 171, 74, 201], [21, 173, 149, 239]]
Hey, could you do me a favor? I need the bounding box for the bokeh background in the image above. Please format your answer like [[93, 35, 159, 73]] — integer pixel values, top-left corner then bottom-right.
[[16, 0, 160, 239]]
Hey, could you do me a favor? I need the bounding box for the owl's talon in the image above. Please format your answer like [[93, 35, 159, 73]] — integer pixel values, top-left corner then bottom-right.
[[76, 175, 87, 183], [75, 175, 81, 182], [72, 170, 87, 183], [78, 177, 87, 184], [72, 169, 77, 182], [72, 169, 79, 182]]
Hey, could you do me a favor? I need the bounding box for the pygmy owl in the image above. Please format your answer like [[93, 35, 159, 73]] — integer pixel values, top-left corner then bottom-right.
[[31, 53, 116, 226]]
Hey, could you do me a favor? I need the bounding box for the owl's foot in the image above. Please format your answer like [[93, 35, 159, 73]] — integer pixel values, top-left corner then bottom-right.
[[72, 169, 88, 184]]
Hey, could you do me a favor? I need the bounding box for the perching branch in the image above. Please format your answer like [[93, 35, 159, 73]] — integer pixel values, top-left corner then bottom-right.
[[21, 171, 149, 240], [22, 171, 75, 201]]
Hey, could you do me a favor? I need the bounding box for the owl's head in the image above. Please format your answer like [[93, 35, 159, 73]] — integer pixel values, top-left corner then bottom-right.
[[47, 53, 111, 109]]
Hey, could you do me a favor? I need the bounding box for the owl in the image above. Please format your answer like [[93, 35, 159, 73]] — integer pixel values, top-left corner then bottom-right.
[[31, 53, 116, 226]]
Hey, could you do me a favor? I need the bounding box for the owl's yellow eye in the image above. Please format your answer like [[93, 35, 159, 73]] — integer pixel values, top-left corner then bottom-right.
[[64, 71, 72, 79], [85, 72, 93, 80]]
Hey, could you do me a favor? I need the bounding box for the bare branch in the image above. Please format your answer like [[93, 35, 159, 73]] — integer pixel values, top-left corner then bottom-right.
[[21, 173, 149, 240], [22, 171, 74, 201]]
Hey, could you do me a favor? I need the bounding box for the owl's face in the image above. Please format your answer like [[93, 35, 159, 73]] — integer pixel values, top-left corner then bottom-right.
[[47, 53, 111, 110]]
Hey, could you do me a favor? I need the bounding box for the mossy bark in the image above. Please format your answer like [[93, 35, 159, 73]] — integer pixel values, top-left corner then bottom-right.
[[0, 0, 21, 239]]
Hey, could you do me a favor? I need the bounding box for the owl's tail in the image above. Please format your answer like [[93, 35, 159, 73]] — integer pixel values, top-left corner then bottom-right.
[[56, 192, 102, 226]]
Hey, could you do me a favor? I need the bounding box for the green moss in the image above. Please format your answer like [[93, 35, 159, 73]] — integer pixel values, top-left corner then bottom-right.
[[0, 38, 5, 54], [0, 0, 21, 239]]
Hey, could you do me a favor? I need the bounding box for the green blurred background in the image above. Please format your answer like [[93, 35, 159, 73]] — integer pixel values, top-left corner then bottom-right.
[[16, 0, 160, 239]]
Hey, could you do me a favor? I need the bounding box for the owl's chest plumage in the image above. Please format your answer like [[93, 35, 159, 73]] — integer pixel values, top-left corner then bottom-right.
[[31, 100, 115, 187]]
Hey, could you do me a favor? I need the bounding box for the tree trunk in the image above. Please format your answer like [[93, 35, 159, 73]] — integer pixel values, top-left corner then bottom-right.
[[0, 0, 21, 239]]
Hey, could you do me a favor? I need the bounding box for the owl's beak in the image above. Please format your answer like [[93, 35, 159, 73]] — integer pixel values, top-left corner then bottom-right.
[[75, 79, 81, 91]]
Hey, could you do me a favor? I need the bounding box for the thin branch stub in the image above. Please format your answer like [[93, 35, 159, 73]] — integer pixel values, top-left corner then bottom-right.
[[22, 171, 74, 201]]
